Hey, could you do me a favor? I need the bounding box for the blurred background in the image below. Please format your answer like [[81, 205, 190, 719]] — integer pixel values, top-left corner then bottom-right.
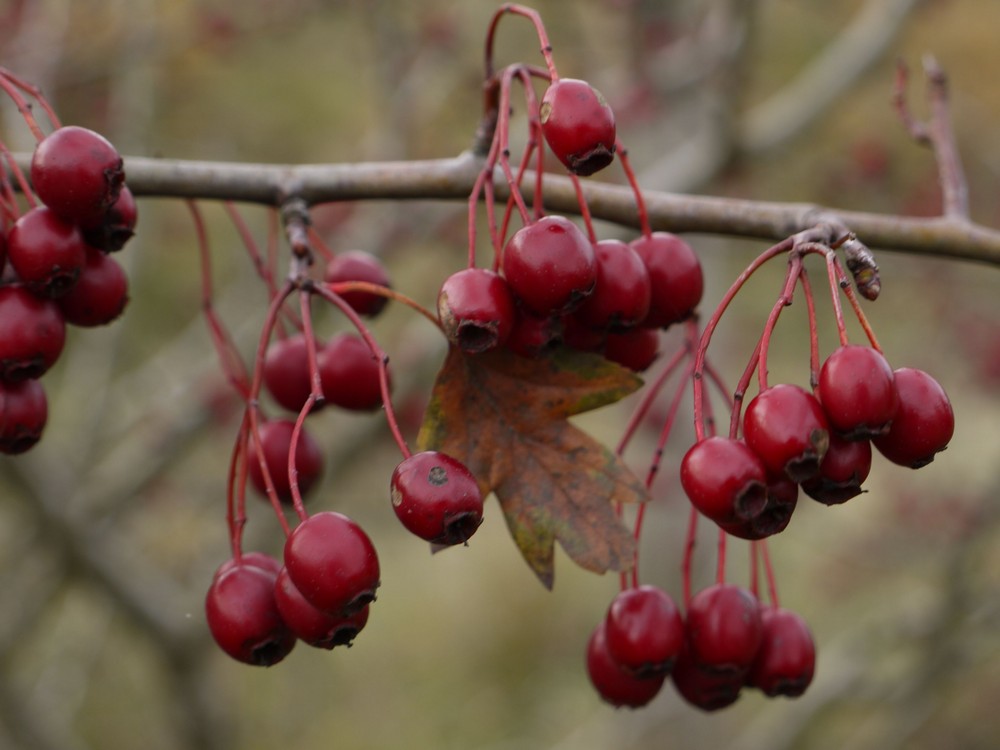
[[1, 1, 999, 748]]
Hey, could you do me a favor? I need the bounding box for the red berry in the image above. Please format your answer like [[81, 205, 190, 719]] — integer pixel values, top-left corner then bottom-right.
[[585, 621, 665, 708], [540, 78, 616, 177], [213, 552, 283, 580], [390, 450, 484, 545], [817, 345, 899, 439], [561, 312, 606, 352], [30, 126, 125, 226], [6, 206, 88, 298], [0, 378, 48, 454], [604, 585, 684, 678], [283, 511, 380, 617], [574, 239, 651, 331], [747, 608, 816, 698], [317, 333, 385, 411], [744, 384, 830, 483], [802, 432, 872, 505], [437, 268, 516, 353], [603, 328, 660, 372], [720, 476, 799, 540], [629, 232, 703, 328], [56, 246, 129, 326], [503, 307, 562, 358], [263, 334, 317, 413], [670, 642, 743, 712], [685, 583, 763, 676], [274, 566, 370, 649], [205, 563, 296, 666], [872, 367, 954, 468], [501, 216, 597, 316], [81, 184, 137, 252], [0, 285, 66, 381], [247, 419, 324, 503], [323, 250, 391, 317], [680, 437, 769, 525]]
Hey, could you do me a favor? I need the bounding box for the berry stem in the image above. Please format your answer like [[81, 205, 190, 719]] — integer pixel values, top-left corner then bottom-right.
[[483, 5, 559, 82], [0, 141, 37, 211], [226, 415, 254, 558], [682, 507, 700, 610], [799, 265, 822, 388], [715, 527, 728, 586], [0, 68, 51, 140], [823, 246, 852, 347], [756, 252, 804, 393], [327, 280, 441, 330], [761, 539, 780, 608], [286, 292, 321, 523], [568, 173, 597, 243], [615, 143, 651, 237]]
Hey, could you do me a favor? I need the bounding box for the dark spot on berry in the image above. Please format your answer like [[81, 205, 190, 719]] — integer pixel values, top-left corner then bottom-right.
[[428, 465, 449, 486]]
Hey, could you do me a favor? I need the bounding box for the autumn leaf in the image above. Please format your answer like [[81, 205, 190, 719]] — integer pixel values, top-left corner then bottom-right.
[[416, 345, 650, 589]]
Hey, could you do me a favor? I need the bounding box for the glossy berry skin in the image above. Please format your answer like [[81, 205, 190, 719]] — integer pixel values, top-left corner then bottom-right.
[[501, 216, 597, 316], [670, 643, 743, 712], [317, 333, 385, 411], [57, 246, 129, 327], [81, 185, 137, 252], [247, 419, 324, 503], [540, 78, 616, 177], [817, 345, 899, 439], [603, 328, 660, 372], [685, 583, 763, 676], [0, 378, 48, 454], [390, 450, 484, 545], [263, 334, 316, 413], [574, 239, 651, 331], [0, 285, 66, 381], [31, 125, 125, 226], [504, 308, 562, 359], [586, 621, 666, 709], [744, 384, 830, 483], [720, 476, 798, 540], [680, 437, 769, 525], [437, 268, 516, 354], [802, 433, 872, 505], [213, 552, 283, 580], [873, 367, 954, 468], [283, 511, 380, 617], [7, 206, 88, 298], [747, 608, 816, 698], [274, 566, 370, 649], [629, 232, 703, 329], [205, 563, 296, 667], [604, 586, 684, 678], [323, 250, 391, 317]]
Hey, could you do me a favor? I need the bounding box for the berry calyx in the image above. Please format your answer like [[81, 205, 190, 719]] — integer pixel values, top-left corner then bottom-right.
[[323, 250, 391, 317], [573, 239, 651, 331], [685, 583, 763, 676], [720, 476, 798, 540], [801, 432, 872, 505], [274, 566, 370, 649], [6, 206, 88, 298], [56, 246, 129, 327], [437, 268, 516, 354], [603, 585, 684, 678], [540, 78, 616, 177], [247, 419, 324, 503], [747, 607, 816, 698], [743, 384, 830, 483], [872, 367, 954, 468], [585, 621, 665, 709], [390, 450, 484, 545], [817, 344, 899, 439], [680, 437, 769, 525], [81, 185, 137, 252], [0, 285, 66, 381], [629, 232, 703, 329], [317, 333, 385, 411]]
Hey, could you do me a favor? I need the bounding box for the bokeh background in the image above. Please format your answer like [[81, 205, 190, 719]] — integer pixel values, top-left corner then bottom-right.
[[1, 1, 999, 749]]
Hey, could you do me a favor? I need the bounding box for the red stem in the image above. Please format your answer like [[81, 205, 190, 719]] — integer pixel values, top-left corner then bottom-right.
[[615, 142, 651, 237]]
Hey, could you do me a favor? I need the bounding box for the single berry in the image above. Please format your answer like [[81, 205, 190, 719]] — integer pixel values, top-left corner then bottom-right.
[[317, 333, 385, 411], [81, 184, 138, 252], [274, 566, 370, 649], [604, 585, 684, 678], [263, 333, 318, 413], [504, 307, 562, 358], [720, 476, 798, 540], [747, 607, 816, 698], [744, 384, 830, 483], [872, 367, 954, 468], [670, 643, 744, 712], [680, 437, 769, 525], [0, 285, 66, 381], [437, 268, 516, 353], [540, 78, 616, 176], [283, 511, 380, 617], [685, 583, 763, 676], [56, 246, 129, 326], [817, 344, 899, 439], [629, 232, 703, 328], [574, 239, 651, 331], [501, 216, 597, 316], [390, 450, 484, 545], [323, 250, 391, 317], [30, 125, 125, 226], [204, 563, 296, 666], [603, 328, 660, 372], [6, 206, 88, 298], [585, 621, 665, 709], [0, 378, 48, 454], [802, 432, 872, 505], [247, 419, 324, 503]]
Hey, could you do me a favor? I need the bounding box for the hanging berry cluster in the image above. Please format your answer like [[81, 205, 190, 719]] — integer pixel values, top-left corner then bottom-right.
[[0, 68, 135, 455]]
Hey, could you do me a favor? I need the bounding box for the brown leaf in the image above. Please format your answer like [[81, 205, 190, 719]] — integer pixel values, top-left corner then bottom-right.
[[416, 345, 649, 588]]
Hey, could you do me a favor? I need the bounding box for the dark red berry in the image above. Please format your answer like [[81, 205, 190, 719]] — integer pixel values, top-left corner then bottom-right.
[[437, 268, 516, 353], [0, 285, 66, 381], [501, 216, 597, 316], [205, 563, 296, 666], [817, 344, 899, 439], [6, 206, 87, 298], [747, 607, 816, 698], [56, 246, 129, 326], [504, 307, 562, 358], [629, 232, 703, 329], [603, 328, 660, 372], [390, 450, 484, 545], [604, 585, 684, 678], [247, 419, 324, 503], [274, 566, 370, 649], [680, 437, 769, 525], [574, 239, 651, 331], [540, 78, 616, 177], [744, 384, 830, 483], [31, 125, 125, 226], [317, 333, 385, 411], [0, 378, 47, 454], [802, 432, 872, 505], [872, 367, 954, 468], [283, 511, 380, 617], [263, 334, 317, 413], [561, 312, 606, 352], [685, 583, 763, 676], [586, 621, 665, 708], [81, 184, 137, 252], [323, 250, 391, 317], [720, 476, 798, 540], [670, 642, 743, 712]]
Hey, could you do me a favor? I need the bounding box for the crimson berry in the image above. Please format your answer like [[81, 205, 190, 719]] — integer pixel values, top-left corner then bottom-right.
[[574, 239, 651, 331], [81, 185, 137, 252], [56, 246, 129, 326], [873, 367, 954, 469], [629, 232, 703, 329], [603, 328, 660, 372], [817, 344, 899, 439], [213, 552, 283, 580], [504, 307, 562, 358], [720, 476, 799, 540], [680, 437, 769, 525], [31, 125, 125, 226], [274, 566, 370, 649], [747, 607, 816, 698], [437, 268, 516, 353], [604, 585, 685, 678], [7, 206, 88, 298], [317, 333, 385, 411], [283, 511, 380, 617], [744, 384, 830, 483], [204, 563, 296, 666], [670, 643, 743, 712], [0, 285, 66, 381], [263, 334, 317, 413], [501, 216, 597, 316], [685, 583, 763, 676], [540, 78, 616, 177], [247, 419, 324, 503], [0, 378, 48, 454], [390, 450, 484, 545], [802, 432, 872, 505], [585, 621, 665, 708], [323, 250, 391, 317], [561, 312, 606, 352]]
